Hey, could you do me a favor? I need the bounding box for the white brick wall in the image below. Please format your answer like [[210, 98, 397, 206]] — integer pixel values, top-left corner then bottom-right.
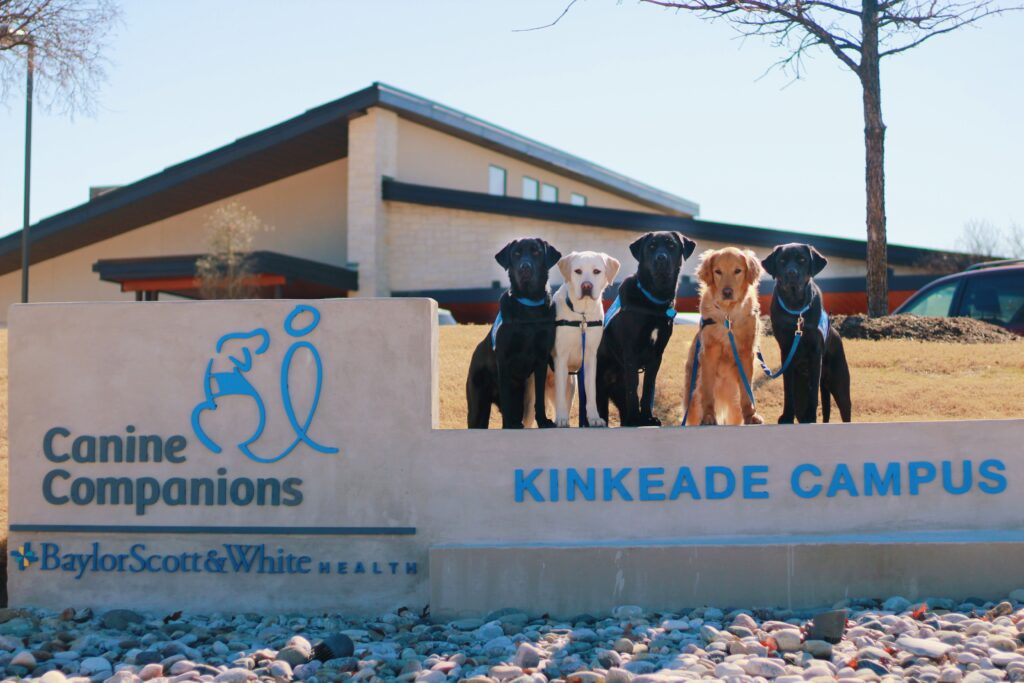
[[347, 108, 399, 296], [386, 203, 875, 292]]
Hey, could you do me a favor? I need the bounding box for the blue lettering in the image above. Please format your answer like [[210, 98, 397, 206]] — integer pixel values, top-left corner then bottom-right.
[[41, 542, 60, 570], [979, 459, 1007, 494], [603, 468, 633, 501], [355, 562, 366, 574], [792, 464, 822, 498], [549, 469, 560, 502], [742, 465, 769, 499], [43, 427, 70, 462], [405, 562, 417, 574], [864, 462, 901, 496], [129, 544, 148, 573], [319, 561, 331, 574], [42, 469, 70, 505], [515, 469, 544, 502], [669, 467, 701, 500], [908, 461, 937, 495], [337, 561, 348, 574], [567, 468, 596, 501], [827, 464, 860, 497], [223, 544, 261, 572], [638, 467, 666, 501], [706, 466, 735, 500], [942, 460, 972, 495]]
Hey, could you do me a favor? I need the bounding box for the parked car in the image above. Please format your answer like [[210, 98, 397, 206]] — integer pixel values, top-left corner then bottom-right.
[[892, 260, 1024, 335]]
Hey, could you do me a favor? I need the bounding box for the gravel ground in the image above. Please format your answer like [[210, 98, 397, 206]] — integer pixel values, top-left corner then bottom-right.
[[4, 593, 1024, 683]]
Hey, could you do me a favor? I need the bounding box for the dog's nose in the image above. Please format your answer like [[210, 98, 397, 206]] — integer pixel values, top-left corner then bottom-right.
[[722, 287, 734, 299], [655, 252, 669, 265], [580, 281, 594, 297]]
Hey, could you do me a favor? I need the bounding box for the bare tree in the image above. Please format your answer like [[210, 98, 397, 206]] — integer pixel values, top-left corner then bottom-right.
[[536, 0, 1018, 315], [196, 201, 273, 300], [1006, 222, 1024, 258], [0, 0, 121, 115], [958, 219, 1005, 259]]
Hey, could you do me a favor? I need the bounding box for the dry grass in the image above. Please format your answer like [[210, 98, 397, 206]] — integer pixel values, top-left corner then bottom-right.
[[441, 325, 1024, 428]]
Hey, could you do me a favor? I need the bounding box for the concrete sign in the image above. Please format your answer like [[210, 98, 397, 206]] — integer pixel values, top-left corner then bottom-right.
[[6, 299, 1024, 615]]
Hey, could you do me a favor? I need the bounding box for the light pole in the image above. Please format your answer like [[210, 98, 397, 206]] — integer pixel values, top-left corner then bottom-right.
[[21, 40, 34, 303]]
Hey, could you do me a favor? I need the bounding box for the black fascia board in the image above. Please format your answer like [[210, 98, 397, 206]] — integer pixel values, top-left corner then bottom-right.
[[381, 179, 964, 267]]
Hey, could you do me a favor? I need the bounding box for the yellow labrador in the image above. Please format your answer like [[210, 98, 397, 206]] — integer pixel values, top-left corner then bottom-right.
[[552, 251, 620, 427]]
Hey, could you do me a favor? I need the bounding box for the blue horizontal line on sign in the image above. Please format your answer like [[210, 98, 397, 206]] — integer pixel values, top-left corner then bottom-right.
[[9, 524, 416, 536]]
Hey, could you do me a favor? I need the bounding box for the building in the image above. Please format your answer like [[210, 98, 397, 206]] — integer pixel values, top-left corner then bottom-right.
[[0, 82, 956, 324]]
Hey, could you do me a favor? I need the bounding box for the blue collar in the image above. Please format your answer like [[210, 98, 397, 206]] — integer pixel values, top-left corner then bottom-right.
[[636, 280, 674, 306], [515, 295, 547, 307], [776, 288, 812, 316]]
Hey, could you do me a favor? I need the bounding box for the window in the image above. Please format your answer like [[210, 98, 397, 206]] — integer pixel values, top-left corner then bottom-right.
[[900, 280, 959, 317], [958, 272, 1024, 326], [540, 183, 558, 203], [570, 193, 587, 207], [488, 165, 506, 196], [522, 176, 539, 200]]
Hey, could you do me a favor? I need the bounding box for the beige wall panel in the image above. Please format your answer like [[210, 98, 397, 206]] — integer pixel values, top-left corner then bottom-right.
[[386, 203, 871, 292], [396, 118, 675, 215], [0, 159, 348, 323]]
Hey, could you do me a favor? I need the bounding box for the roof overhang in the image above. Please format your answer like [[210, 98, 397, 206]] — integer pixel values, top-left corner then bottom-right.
[[92, 251, 358, 299], [1, 83, 699, 277]]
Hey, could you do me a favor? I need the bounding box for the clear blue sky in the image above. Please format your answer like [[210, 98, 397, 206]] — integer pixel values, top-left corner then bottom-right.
[[1, 0, 1021, 251]]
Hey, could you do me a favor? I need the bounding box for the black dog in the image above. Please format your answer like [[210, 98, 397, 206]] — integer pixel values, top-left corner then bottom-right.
[[597, 231, 696, 426], [761, 243, 852, 424], [467, 238, 561, 429]]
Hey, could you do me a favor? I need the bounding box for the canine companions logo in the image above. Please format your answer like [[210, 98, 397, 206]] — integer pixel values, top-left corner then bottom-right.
[[10, 543, 38, 570], [191, 304, 339, 463]]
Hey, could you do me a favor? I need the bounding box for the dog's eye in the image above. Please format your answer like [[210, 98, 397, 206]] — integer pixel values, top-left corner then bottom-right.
[[714, 269, 722, 275], [574, 268, 583, 275], [593, 269, 601, 275], [734, 268, 741, 275]]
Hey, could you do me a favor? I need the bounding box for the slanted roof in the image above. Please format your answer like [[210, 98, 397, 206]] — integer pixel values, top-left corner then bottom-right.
[[0, 83, 700, 276], [92, 251, 358, 299]]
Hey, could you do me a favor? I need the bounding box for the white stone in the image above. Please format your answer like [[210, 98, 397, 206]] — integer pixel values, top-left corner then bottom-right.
[[138, 664, 163, 681], [214, 668, 257, 683], [39, 672, 68, 683], [661, 620, 691, 631], [742, 657, 787, 678], [714, 662, 745, 677], [992, 652, 1024, 667], [773, 629, 803, 652], [10, 650, 37, 668], [939, 667, 964, 683], [80, 657, 114, 675], [514, 642, 544, 669], [897, 636, 953, 659]]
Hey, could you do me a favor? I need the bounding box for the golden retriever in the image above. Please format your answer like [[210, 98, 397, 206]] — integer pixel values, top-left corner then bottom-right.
[[683, 247, 764, 426]]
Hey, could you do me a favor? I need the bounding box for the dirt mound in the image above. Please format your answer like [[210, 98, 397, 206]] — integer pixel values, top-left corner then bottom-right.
[[762, 314, 1020, 343]]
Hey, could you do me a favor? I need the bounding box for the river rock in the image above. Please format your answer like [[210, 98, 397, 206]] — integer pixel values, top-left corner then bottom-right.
[[773, 629, 803, 652], [80, 656, 114, 675], [214, 668, 257, 683], [138, 664, 163, 681], [102, 610, 145, 631], [897, 636, 952, 659], [742, 657, 787, 678], [804, 640, 833, 659], [11, 649, 37, 667]]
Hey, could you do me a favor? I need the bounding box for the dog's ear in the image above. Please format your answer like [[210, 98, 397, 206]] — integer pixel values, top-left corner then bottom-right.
[[675, 232, 697, 260], [809, 246, 828, 276], [543, 241, 562, 270], [557, 253, 576, 282], [696, 250, 716, 286], [604, 255, 621, 284], [761, 245, 783, 278], [744, 249, 764, 286], [494, 240, 517, 270], [629, 233, 651, 262]]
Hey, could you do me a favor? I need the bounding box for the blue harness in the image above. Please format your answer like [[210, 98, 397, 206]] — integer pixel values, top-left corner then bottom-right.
[[490, 295, 548, 350], [682, 298, 829, 426]]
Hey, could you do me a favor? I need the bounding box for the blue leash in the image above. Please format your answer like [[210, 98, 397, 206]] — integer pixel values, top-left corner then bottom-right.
[[557, 294, 603, 426], [681, 318, 756, 426]]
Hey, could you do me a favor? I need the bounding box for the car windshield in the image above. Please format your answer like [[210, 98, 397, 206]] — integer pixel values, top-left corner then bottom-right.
[[900, 280, 958, 317], [959, 271, 1024, 326]]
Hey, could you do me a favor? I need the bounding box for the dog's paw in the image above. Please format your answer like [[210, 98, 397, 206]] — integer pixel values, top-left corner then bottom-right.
[[555, 417, 570, 428], [777, 415, 794, 424], [639, 415, 662, 427], [587, 416, 607, 428], [536, 418, 556, 429], [700, 414, 717, 426], [746, 413, 764, 425]]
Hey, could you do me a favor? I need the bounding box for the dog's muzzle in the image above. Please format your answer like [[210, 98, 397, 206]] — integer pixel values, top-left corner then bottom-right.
[[580, 281, 594, 298]]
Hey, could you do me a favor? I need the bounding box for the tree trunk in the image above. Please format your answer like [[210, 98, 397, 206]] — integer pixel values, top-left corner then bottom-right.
[[861, 0, 889, 317]]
